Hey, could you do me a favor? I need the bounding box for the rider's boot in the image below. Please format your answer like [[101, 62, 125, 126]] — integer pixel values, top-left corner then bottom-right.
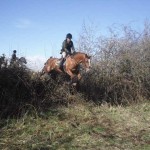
[[60, 58, 65, 69]]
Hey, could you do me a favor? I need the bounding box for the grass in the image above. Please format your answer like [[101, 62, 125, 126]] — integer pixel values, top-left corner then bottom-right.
[[0, 99, 149, 150]]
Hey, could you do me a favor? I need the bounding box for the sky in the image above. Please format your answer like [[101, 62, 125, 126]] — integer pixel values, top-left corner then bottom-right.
[[0, 0, 150, 70]]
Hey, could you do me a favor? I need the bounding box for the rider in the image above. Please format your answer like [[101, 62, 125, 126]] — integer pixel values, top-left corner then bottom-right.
[[0, 54, 5, 62], [10, 50, 17, 65], [60, 33, 75, 67], [0, 54, 5, 68]]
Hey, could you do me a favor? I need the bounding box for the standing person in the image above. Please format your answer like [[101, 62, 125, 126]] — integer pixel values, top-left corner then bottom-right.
[[60, 33, 75, 67], [0, 54, 5, 62], [0, 54, 5, 68], [10, 50, 17, 66]]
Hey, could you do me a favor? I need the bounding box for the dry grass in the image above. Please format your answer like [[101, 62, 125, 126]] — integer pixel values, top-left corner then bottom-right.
[[0, 99, 149, 150]]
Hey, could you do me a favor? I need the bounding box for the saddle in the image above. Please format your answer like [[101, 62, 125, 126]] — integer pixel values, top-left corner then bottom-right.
[[58, 53, 75, 71]]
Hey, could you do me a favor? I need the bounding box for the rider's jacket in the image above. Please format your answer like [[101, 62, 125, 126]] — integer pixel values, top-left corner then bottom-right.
[[61, 40, 75, 54], [11, 53, 16, 61]]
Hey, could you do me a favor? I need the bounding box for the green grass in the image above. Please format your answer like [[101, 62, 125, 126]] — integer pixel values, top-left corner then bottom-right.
[[0, 100, 150, 150]]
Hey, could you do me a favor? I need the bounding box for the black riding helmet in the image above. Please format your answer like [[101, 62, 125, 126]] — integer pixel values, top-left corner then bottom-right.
[[13, 50, 17, 53], [66, 33, 72, 39]]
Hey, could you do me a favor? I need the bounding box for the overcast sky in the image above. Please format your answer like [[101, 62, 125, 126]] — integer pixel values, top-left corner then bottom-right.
[[0, 0, 150, 70]]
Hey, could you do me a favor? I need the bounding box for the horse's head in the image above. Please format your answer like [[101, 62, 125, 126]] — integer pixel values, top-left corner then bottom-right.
[[19, 57, 27, 64], [72, 52, 92, 72], [83, 54, 92, 72]]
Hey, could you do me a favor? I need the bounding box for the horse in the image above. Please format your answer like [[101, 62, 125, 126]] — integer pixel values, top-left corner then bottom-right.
[[9, 57, 27, 68], [41, 52, 91, 83], [17, 57, 27, 68]]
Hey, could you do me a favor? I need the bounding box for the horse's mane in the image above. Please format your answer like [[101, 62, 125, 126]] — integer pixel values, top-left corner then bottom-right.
[[72, 52, 90, 58], [72, 52, 86, 56], [47, 52, 89, 61]]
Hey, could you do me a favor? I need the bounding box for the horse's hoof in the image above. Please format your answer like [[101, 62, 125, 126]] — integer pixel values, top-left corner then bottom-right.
[[72, 83, 77, 86]]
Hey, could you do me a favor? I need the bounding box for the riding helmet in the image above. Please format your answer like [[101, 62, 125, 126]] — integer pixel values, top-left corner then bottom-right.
[[66, 33, 72, 39], [13, 50, 17, 53]]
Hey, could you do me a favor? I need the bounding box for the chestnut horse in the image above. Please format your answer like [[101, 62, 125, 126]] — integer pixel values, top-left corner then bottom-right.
[[42, 52, 91, 83]]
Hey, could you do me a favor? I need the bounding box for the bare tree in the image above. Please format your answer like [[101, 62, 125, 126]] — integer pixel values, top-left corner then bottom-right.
[[76, 21, 98, 56]]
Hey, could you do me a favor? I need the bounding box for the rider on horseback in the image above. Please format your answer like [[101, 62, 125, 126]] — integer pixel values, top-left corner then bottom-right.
[[10, 50, 17, 66], [11, 50, 17, 62], [0, 54, 6, 68], [60, 33, 75, 67]]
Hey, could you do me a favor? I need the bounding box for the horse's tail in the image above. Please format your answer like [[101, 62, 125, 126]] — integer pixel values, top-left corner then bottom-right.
[[44, 62, 46, 65], [40, 67, 46, 76]]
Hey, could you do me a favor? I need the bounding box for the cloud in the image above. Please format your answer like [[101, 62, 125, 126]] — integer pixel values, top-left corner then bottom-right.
[[26, 55, 47, 71], [15, 18, 32, 29]]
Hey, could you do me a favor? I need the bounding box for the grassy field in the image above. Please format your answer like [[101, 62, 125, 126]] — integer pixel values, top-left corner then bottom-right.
[[0, 97, 149, 150]]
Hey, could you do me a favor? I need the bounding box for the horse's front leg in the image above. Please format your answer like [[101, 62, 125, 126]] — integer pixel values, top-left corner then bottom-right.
[[56, 68, 63, 73], [66, 69, 76, 83]]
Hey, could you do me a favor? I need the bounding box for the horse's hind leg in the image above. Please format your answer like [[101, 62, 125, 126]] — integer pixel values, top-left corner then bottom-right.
[[40, 68, 45, 76], [40, 65, 50, 80], [40, 65, 48, 77]]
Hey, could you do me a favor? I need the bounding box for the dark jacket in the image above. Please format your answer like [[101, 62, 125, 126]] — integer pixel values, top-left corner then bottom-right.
[[61, 40, 75, 53], [11, 53, 16, 61]]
